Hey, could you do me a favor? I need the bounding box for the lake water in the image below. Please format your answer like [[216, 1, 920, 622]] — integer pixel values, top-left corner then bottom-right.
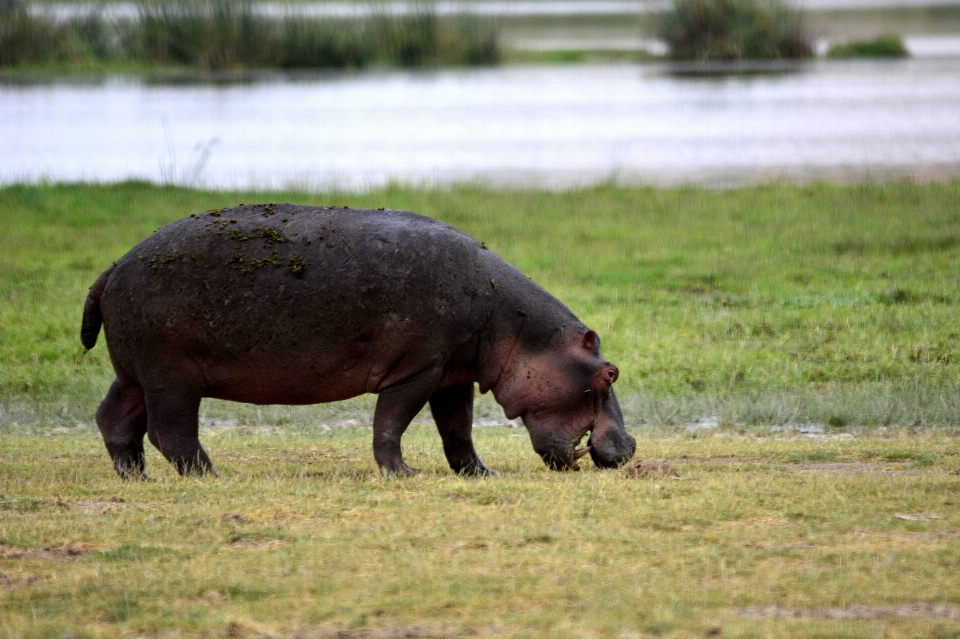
[[3, 59, 960, 189]]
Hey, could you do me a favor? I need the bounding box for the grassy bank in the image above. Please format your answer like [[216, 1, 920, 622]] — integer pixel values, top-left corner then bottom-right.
[[1, 428, 959, 637], [3, 182, 960, 637], [2, 181, 960, 429], [0, 0, 499, 71]]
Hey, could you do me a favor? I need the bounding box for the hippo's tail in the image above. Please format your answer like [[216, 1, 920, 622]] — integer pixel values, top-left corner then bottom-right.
[[81, 265, 115, 351]]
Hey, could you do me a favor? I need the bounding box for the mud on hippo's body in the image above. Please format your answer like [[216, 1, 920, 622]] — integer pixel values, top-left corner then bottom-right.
[[81, 204, 635, 478]]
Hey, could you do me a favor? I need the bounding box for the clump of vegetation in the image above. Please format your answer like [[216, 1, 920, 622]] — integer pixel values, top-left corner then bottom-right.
[[657, 0, 812, 61], [827, 34, 909, 59], [0, 0, 114, 67], [0, 0, 501, 70]]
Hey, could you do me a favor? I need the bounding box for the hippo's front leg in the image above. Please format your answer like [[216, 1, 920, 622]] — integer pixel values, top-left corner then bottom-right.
[[429, 384, 495, 476], [373, 369, 443, 476]]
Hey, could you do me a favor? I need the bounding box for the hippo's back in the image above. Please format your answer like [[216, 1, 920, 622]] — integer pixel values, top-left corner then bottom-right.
[[100, 204, 497, 403]]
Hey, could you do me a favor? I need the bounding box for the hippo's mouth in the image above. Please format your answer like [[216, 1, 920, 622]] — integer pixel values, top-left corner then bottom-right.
[[571, 430, 593, 467], [533, 425, 594, 471]]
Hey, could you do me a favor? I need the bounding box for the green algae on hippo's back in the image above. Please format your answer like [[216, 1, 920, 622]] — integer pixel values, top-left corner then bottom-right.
[[80, 203, 635, 480]]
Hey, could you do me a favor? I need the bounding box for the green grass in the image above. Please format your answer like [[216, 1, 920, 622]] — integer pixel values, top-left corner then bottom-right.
[[1, 427, 959, 637], [503, 48, 659, 65], [827, 35, 909, 59], [4, 181, 960, 429], [3, 181, 960, 636]]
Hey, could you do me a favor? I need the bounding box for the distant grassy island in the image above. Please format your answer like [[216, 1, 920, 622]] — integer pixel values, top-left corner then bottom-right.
[[657, 0, 812, 61]]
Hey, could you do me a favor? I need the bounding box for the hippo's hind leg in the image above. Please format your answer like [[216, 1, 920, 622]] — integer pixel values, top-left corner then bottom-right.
[[429, 384, 495, 477], [144, 388, 217, 477], [96, 377, 150, 480]]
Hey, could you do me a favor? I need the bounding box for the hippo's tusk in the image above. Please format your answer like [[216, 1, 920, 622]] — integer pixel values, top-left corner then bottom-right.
[[573, 446, 592, 460]]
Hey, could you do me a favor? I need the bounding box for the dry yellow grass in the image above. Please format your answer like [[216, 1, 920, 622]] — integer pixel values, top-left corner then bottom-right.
[[2, 424, 959, 638]]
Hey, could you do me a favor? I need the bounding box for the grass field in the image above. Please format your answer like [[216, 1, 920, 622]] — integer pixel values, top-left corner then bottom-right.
[[1, 427, 959, 638], [2, 181, 960, 636], [2, 181, 960, 428]]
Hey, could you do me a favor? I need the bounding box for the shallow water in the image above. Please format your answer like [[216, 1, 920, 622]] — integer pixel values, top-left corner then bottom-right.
[[3, 59, 959, 189]]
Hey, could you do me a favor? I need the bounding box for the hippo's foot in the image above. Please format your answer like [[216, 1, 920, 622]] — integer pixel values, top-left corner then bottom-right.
[[381, 460, 421, 477], [453, 460, 498, 477], [116, 465, 157, 482], [171, 451, 219, 477], [110, 450, 152, 481]]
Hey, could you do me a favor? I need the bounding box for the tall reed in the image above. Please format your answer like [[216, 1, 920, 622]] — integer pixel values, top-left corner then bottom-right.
[[0, 0, 500, 70], [0, 1, 64, 65]]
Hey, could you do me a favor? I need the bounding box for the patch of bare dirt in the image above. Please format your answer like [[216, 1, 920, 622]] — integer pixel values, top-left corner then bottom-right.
[[623, 459, 679, 479], [294, 628, 505, 639], [306, 629, 457, 639], [743, 541, 812, 551], [0, 572, 45, 588], [787, 462, 922, 475], [223, 537, 290, 551], [893, 512, 945, 521], [445, 539, 492, 554], [221, 624, 502, 639], [679, 456, 773, 466], [0, 541, 94, 560], [70, 497, 125, 513], [737, 603, 960, 620]]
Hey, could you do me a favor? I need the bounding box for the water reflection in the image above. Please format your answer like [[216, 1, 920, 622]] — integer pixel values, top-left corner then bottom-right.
[[2, 60, 959, 189]]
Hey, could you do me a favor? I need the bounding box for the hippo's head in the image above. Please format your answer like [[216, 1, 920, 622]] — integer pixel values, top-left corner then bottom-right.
[[495, 328, 636, 471]]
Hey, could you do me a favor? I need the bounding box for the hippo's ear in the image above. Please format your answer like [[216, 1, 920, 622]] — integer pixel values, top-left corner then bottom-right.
[[581, 330, 598, 353]]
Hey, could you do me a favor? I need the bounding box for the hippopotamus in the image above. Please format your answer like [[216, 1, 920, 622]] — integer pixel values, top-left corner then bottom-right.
[[81, 203, 635, 479]]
